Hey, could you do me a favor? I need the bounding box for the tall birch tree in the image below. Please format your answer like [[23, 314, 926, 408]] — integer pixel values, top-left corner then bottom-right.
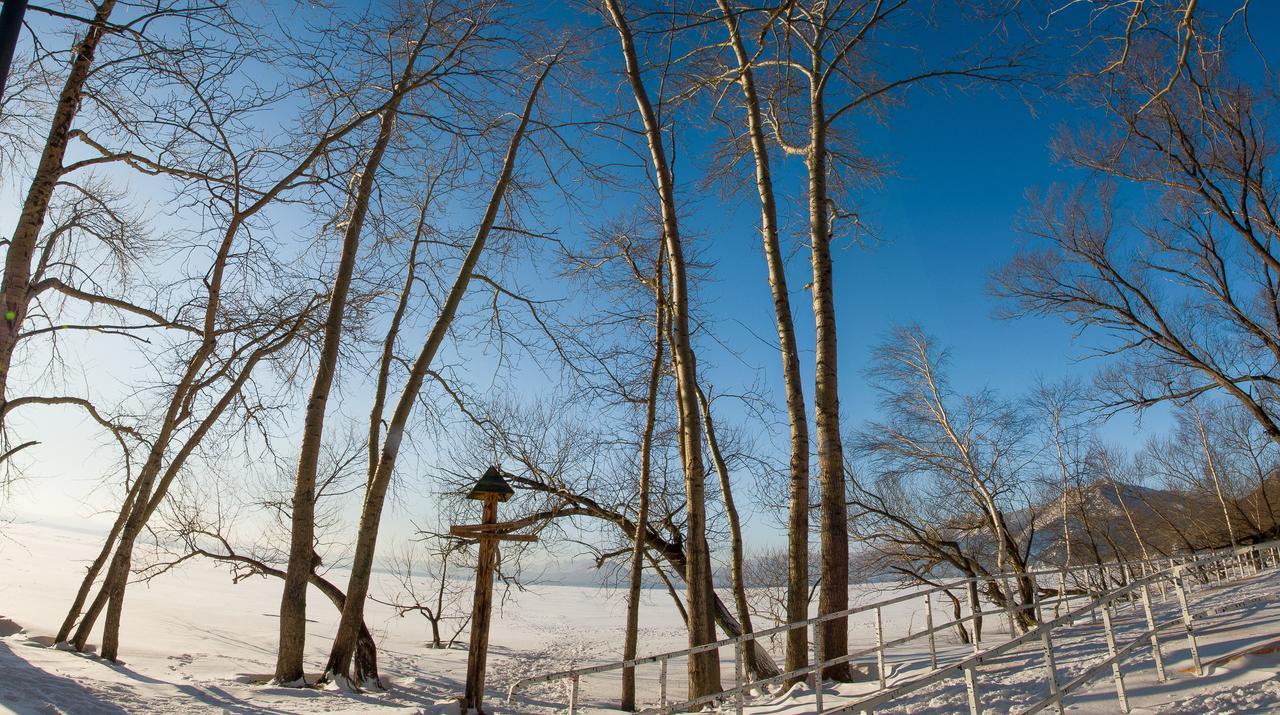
[[600, 0, 721, 697]]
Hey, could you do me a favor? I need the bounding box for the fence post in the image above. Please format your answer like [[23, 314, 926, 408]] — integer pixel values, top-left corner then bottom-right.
[[735, 635, 746, 715], [963, 663, 981, 715], [1173, 570, 1203, 676], [658, 655, 668, 708], [568, 673, 579, 715], [1033, 588, 1063, 715], [1101, 602, 1129, 713], [925, 592, 938, 670], [875, 606, 887, 689], [813, 619, 825, 713], [1139, 583, 1166, 682]]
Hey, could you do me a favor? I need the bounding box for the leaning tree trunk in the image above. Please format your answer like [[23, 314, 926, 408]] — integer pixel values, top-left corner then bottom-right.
[[714, 0, 810, 680], [56, 475, 142, 643], [321, 59, 556, 689], [698, 385, 776, 681], [0, 0, 116, 420], [275, 72, 409, 686], [493, 473, 780, 680], [72, 307, 302, 658], [621, 261, 665, 711]]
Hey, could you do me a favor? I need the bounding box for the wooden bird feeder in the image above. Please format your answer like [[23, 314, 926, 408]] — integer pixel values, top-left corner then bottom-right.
[[452, 466, 536, 714]]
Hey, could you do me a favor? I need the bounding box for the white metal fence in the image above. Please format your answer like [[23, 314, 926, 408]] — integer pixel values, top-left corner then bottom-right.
[[506, 542, 1280, 714]]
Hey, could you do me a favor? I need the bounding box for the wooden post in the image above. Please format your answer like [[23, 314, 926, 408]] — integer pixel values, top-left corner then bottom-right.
[[924, 592, 937, 670], [463, 495, 501, 713], [456, 466, 531, 714]]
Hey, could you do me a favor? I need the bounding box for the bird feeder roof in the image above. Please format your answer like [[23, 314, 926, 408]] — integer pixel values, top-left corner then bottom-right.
[[467, 466, 515, 502]]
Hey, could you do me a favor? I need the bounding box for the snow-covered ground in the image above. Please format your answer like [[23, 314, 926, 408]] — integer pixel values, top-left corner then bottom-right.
[[3, 521, 1280, 714]]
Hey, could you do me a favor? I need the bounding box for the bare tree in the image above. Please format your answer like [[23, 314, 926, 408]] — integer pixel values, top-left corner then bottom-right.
[[321, 51, 561, 689], [742, 547, 818, 650], [599, 0, 720, 697], [373, 539, 472, 650], [1027, 379, 1092, 568], [444, 395, 778, 678], [0, 0, 251, 460], [148, 450, 384, 673], [714, 1, 1022, 676], [705, 0, 812, 678], [53, 18, 438, 654], [274, 1, 492, 685], [995, 18, 1280, 450], [1146, 401, 1276, 549], [622, 246, 664, 711], [853, 326, 1040, 631], [697, 384, 774, 680]]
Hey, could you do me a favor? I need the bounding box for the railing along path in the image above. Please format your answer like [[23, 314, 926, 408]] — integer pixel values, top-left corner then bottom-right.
[[507, 542, 1280, 714]]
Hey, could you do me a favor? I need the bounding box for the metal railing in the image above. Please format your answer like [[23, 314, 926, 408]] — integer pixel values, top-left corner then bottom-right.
[[828, 545, 1280, 714], [506, 542, 1280, 714]]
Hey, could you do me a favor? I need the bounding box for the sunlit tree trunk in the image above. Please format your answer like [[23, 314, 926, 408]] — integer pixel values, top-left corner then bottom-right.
[[807, 77, 852, 683], [0, 0, 117, 422], [698, 385, 775, 680], [275, 64, 414, 685], [713, 0, 810, 678], [601, 0, 721, 697]]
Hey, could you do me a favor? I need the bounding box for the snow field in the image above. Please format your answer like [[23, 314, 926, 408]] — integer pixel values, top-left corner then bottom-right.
[[4, 521, 1280, 714]]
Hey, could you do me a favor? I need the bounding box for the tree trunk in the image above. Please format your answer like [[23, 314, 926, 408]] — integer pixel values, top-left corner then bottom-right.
[[56, 476, 142, 643], [697, 385, 768, 681], [276, 75, 408, 686], [303, 563, 381, 683], [1194, 409, 1239, 549], [944, 589, 971, 644], [967, 579, 983, 644], [713, 0, 810, 680], [621, 261, 665, 711], [321, 59, 555, 688], [429, 618, 444, 649], [808, 85, 851, 683], [602, 0, 720, 698], [0, 0, 116, 419]]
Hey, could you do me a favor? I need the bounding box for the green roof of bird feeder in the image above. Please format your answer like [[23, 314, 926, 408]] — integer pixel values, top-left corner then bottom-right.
[[467, 466, 515, 502]]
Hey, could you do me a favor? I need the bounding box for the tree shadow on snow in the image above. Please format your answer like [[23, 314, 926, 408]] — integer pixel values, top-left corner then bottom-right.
[[0, 638, 130, 714]]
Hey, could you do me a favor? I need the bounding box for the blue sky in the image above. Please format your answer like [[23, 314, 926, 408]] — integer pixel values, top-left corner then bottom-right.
[[8, 0, 1277, 560]]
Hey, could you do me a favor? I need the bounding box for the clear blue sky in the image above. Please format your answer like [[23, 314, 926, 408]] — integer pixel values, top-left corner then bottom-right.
[[9, 0, 1278, 560]]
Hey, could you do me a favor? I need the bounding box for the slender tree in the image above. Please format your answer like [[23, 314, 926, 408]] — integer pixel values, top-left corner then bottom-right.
[[321, 53, 560, 688], [275, 12, 447, 685], [709, 0, 810, 677], [621, 250, 664, 711], [600, 0, 721, 696]]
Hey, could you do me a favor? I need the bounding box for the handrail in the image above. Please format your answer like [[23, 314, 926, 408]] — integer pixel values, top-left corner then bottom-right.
[[505, 541, 1279, 714], [829, 545, 1277, 714]]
